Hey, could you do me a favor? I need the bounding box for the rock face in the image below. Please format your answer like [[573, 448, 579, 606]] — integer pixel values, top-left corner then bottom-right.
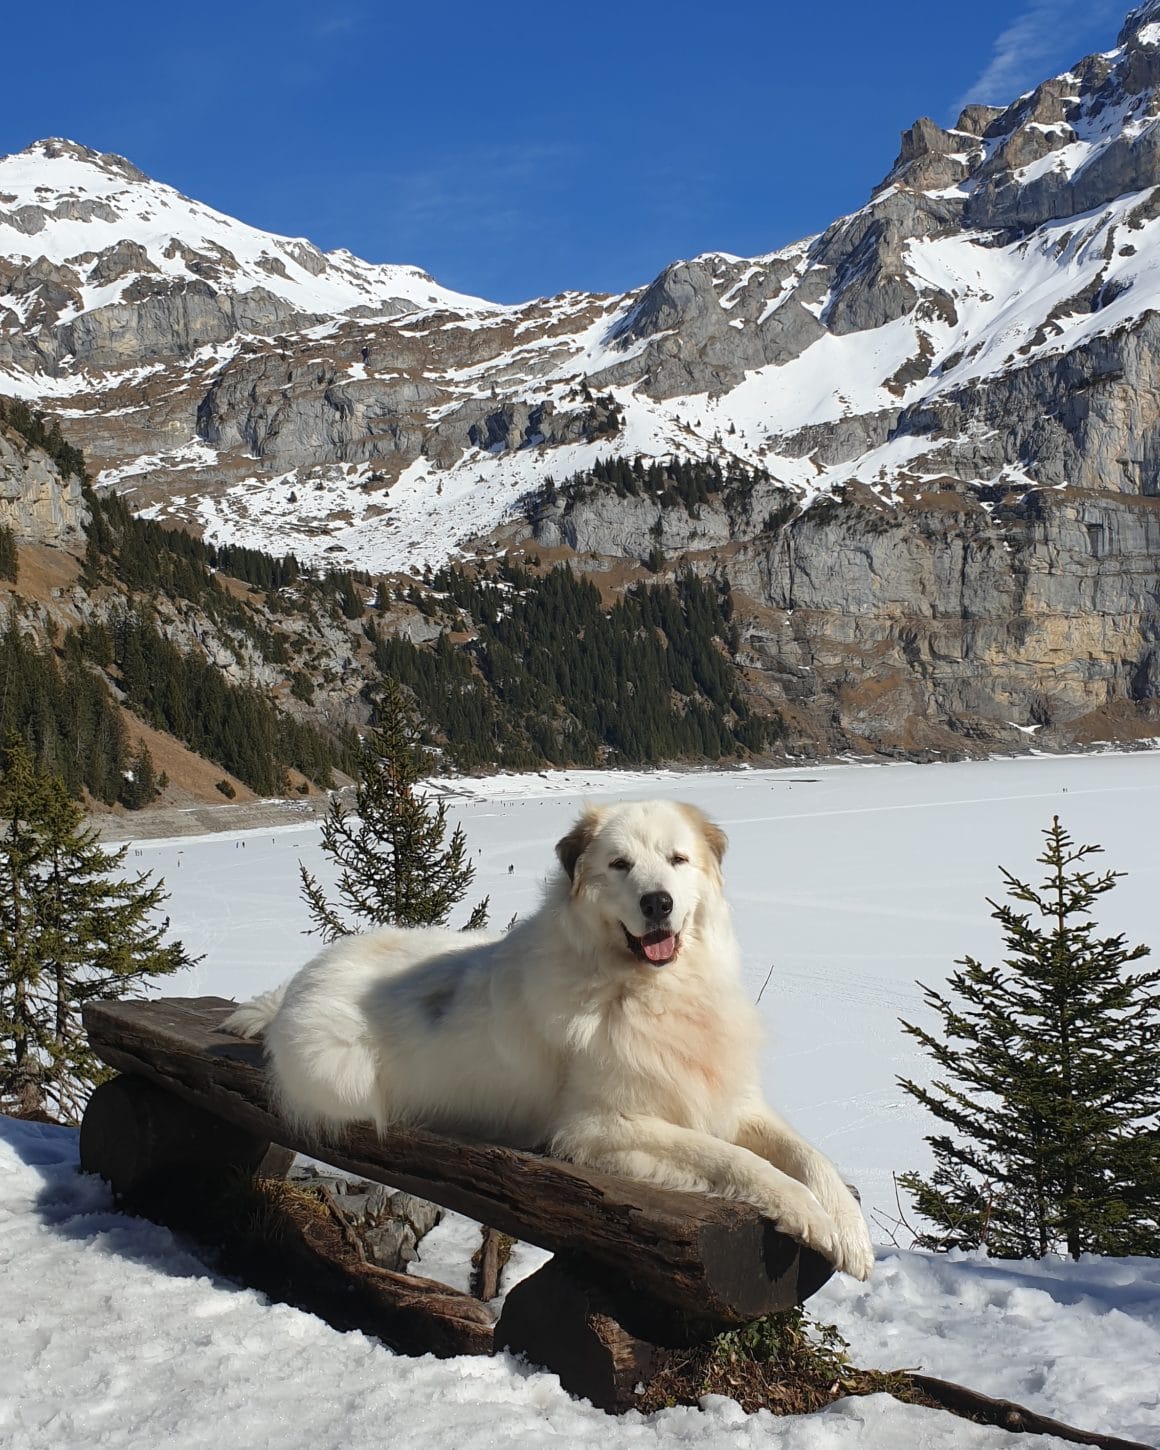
[[6, 10, 1160, 756], [0, 425, 87, 545], [524, 474, 1160, 753]]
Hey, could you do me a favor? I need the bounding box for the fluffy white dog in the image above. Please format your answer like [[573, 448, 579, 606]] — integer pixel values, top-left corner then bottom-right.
[[224, 799, 874, 1279]]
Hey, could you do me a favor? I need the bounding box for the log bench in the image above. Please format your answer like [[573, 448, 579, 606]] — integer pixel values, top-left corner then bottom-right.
[[80, 996, 834, 1411]]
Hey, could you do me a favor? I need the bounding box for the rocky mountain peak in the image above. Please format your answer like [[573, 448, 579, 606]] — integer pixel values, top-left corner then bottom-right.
[[0, 138, 497, 380], [1119, 1, 1160, 45], [17, 138, 150, 185]]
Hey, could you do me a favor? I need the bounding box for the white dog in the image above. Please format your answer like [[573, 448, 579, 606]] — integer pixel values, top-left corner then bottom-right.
[[224, 799, 874, 1279]]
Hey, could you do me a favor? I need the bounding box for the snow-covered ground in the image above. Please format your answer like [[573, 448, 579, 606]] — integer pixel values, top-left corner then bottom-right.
[[137, 750, 1160, 1234], [3, 753, 1159, 1446]]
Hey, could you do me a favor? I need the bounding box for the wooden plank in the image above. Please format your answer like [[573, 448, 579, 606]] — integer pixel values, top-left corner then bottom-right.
[[84, 996, 831, 1325]]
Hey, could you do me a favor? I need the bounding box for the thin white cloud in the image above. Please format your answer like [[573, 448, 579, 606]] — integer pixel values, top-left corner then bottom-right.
[[314, 14, 362, 38], [956, 0, 1125, 114]]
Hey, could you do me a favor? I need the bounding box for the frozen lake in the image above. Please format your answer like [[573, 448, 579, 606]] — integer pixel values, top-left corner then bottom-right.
[[128, 750, 1160, 1232]]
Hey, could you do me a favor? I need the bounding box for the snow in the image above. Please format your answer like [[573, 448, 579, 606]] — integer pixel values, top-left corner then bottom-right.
[[0, 1117, 1060, 1449], [2, 754, 1159, 1444], [11, 62, 1160, 573], [99, 440, 220, 489], [188, 380, 704, 573], [823, 1248, 1160, 1440], [12, 15, 1160, 575], [0, 140, 499, 325], [126, 752, 1160, 1236]]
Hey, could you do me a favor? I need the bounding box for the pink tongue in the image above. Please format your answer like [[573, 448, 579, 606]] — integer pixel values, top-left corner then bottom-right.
[[642, 932, 676, 964]]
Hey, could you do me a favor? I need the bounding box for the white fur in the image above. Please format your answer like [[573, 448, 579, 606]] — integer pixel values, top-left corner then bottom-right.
[[223, 799, 874, 1279]]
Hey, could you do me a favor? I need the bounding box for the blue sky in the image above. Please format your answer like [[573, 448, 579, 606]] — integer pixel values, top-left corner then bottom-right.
[[1, 0, 1133, 302]]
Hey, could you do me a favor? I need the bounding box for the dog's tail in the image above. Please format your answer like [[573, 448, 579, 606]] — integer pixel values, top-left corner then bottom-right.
[[221, 984, 288, 1040]]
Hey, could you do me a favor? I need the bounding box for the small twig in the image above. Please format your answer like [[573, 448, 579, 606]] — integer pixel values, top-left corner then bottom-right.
[[755, 961, 777, 1005], [316, 1181, 372, 1267], [870, 1208, 906, 1249]]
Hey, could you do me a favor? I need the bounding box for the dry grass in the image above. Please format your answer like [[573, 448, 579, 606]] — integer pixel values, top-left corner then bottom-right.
[[637, 1307, 939, 1418]]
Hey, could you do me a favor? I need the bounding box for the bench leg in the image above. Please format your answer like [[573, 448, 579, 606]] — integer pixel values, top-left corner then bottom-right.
[[80, 1073, 291, 1218], [496, 1257, 661, 1412]]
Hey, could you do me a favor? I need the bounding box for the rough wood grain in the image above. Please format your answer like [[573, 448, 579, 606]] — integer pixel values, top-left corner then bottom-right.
[[83, 996, 832, 1324], [80, 1073, 277, 1204]]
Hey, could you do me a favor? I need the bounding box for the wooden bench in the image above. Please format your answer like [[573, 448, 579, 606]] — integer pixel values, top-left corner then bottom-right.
[[80, 996, 833, 1411]]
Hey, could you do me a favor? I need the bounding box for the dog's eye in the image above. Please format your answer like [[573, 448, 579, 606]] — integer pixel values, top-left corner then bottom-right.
[[608, 857, 631, 872], [669, 853, 689, 866]]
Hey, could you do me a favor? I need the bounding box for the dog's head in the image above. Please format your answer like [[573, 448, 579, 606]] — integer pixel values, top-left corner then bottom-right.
[[555, 800, 727, 969]]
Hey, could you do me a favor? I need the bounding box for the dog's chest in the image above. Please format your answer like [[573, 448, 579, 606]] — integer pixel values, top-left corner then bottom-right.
[[592, 986, 746, 1122]]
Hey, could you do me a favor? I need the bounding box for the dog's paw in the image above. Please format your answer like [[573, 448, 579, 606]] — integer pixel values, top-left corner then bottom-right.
[[758, 1182, 874, 1279], [830, 1209, 875, 1280], [757, 1182, 842, 1262], [801, 1171, 875, 1278]]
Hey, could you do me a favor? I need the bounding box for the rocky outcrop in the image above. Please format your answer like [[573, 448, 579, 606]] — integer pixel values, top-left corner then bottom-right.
[[736, 485, 1160, 743], [520, 472, 1160, 752], [0, 425, 87, 545]]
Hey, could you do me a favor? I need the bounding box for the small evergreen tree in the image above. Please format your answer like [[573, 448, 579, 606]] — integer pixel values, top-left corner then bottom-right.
[[118, 741, 162, 810], [299, 681, 488, 940], [0, 739, 194, 1121], [0, 523, 17, 583], [898, 817, 1160, 1259]]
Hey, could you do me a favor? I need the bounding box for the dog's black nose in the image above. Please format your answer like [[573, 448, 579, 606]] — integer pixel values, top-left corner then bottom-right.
[[640, 891, 673, 921]]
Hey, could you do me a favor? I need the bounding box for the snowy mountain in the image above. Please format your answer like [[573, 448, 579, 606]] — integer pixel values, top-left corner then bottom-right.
[[2, 7, 1160, 568], [6, 4, 1160, 757], [0, 138, 493, 342]]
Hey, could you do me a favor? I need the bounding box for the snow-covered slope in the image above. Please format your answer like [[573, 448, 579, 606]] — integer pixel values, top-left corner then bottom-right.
[[0, 138, 495, 329], [8, 1112, 1159, 1449], [0, 1113, 1121, 1450]]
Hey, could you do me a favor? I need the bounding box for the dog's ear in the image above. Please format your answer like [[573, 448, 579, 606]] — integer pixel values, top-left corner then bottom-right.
[[556, 809, 601, 885], [701, 816, 728, 865], [678, 803, 728, 866]]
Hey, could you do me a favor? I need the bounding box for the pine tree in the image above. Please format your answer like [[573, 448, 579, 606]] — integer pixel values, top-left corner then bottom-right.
[[0, 523, 17, 583], [898, 817, 1160, 1259], [0, 739, 194, 1121], [299, 681, 488, 941], [118, 742, 161, 810]]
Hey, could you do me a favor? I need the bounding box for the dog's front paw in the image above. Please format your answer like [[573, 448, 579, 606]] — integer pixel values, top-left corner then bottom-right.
[[758, 1182, 842, 1264], [803, 1171, 875, 1279], [760, 1183, 874, 1279], [830, 1208, 875, 1280]]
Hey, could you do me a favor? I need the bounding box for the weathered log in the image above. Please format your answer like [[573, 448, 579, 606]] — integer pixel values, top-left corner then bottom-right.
[[80, 1070, 494, 1358], [80, 1074, 289, 1215], [83, 996, 832, 1325], [497, 1258, 659, 1412]]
